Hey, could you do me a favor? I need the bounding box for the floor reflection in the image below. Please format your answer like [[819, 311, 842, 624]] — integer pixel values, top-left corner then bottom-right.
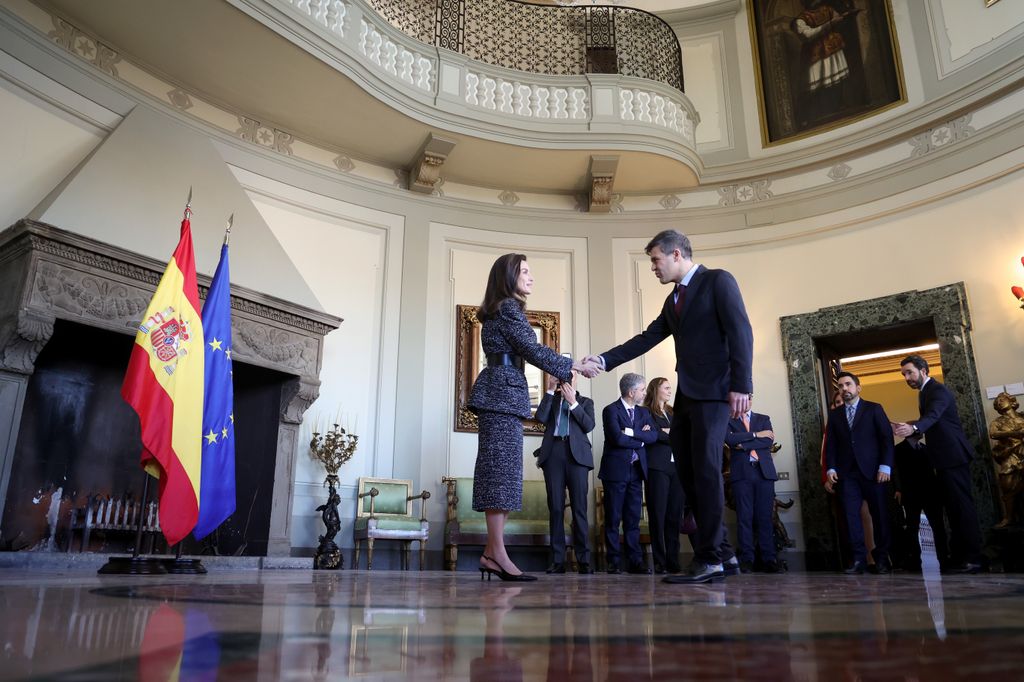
[[2, 569, 1024, 680]]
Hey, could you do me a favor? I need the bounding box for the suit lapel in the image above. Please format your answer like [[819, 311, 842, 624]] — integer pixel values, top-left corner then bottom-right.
[[678, 265, 707, 323]]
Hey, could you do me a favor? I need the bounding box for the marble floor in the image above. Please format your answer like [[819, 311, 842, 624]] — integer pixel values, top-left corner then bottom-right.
[[2, 567, 1024, 681]]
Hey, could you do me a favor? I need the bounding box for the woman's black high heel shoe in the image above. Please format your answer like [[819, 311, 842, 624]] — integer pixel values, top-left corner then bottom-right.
[[480, 554, 538, 582]]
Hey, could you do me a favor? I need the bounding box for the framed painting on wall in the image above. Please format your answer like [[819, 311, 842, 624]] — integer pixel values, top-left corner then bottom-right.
[[748, 0, 906, 146]]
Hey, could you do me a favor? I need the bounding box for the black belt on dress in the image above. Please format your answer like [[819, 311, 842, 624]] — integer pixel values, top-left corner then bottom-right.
[[486, 352, 524, 369]]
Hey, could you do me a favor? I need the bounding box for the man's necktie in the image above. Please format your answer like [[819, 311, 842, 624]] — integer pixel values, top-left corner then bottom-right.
[[742, 413, 759, 462], [674, 283, 686, 315], [627, 408, 638, 463], [846, 404, 856, 427], [555, 399, 569, 437]]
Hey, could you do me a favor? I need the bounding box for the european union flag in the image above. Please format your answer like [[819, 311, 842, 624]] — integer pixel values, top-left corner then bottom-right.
[[194, 242, 236, 540]]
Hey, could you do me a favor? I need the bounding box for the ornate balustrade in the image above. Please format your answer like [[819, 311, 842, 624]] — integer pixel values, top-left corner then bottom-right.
[[369, 0, 684, 92], [272, 0, 698, 146]]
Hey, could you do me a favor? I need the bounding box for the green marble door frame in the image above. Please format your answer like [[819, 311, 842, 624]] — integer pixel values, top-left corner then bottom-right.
[[780, 282, 998, 570]]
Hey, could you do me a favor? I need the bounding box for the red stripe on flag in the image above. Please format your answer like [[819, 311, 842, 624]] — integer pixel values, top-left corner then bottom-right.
[[174, 218, 202, 316], [122, 344, 198, 546]]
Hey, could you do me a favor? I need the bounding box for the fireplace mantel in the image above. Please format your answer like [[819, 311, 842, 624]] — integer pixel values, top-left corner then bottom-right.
[[0, 219, 341, 556]]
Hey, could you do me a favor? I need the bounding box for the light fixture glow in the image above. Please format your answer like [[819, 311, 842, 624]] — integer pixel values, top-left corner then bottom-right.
[[840, 343, 939, 364]]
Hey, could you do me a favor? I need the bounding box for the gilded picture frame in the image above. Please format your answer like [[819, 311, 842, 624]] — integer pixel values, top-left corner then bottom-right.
[[454, 304, 560, 435], [747, 0, 907, 146]]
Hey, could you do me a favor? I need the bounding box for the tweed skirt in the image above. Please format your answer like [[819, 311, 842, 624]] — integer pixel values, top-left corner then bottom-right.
[[472, 411, 524, 512]]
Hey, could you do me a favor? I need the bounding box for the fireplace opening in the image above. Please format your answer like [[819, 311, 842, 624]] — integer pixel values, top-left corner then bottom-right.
[[1, 319, 290, 556]]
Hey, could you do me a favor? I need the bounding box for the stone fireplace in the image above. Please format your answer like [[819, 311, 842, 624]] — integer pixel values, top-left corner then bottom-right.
[[0, 220, 340, 556]]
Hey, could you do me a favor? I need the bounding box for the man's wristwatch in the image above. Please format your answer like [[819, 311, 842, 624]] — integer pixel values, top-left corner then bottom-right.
[[912, 424, 919, 434]]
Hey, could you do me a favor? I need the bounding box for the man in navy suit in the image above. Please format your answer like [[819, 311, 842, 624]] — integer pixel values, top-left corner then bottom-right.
[[893, 354, 984, 573], [584, 229, 753, 584], [535, 373, 596, 575], [825, 371, 894, 574], [599, 372, 658, 575], [726, 402, 780, 573]]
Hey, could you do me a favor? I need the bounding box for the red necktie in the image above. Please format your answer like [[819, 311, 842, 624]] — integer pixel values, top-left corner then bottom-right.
[[674, 283, 686, 315], [742, 413, 759, 462]]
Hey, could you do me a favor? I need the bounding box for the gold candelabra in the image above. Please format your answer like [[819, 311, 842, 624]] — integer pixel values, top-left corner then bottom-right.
[[310, 423, 358, 487]]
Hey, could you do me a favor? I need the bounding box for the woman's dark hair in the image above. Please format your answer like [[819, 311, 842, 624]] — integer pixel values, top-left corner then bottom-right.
[[478, 253, 526, 322], [643, 377, 673, 418]]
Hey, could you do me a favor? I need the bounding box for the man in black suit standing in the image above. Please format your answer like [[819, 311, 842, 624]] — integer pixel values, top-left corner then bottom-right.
[[726, 401, 780, 573], [825, 371, 894, 574], [893, 354, 984, 573], [583, 229, 753, 584], [535, 373, 596, 575], [599, 372, 658, 575]]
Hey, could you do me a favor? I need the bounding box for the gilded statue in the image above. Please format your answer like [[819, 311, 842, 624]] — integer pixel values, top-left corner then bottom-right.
[[988, 392, 1024, 527]]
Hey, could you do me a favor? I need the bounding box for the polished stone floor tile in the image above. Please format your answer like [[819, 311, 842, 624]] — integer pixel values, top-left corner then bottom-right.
[[2, 568, 1024, 680]]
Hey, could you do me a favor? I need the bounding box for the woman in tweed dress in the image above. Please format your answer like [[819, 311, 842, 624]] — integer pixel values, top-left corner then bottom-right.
[[468, 253, 585, 580]]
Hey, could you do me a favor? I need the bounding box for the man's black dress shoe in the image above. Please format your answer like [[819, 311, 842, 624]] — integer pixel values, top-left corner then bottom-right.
[[723, 557, 741, 576], [663, 562, 724, 584], [760, 560, 779, 574], [546, 563, 566, 574], [627, 563, 652, 575], [739, 561, 754, 574], [653, 564, 667, 575], [577, 563, 594, 575], [945, 562, 982, 574], [607, 565, 621, 575], [870, 560, 892, 575], [666, 564, 683, 574], [844, 561, 867, 575]]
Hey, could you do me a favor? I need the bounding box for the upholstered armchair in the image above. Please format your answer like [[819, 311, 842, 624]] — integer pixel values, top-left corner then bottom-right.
[[353, 478, 430, 570]]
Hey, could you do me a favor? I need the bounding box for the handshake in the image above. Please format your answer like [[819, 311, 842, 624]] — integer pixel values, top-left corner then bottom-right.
[[571, 354, 605, 379]]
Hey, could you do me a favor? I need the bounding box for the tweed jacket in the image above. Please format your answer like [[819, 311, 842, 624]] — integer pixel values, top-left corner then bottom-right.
[[468, 298, 573, 419]]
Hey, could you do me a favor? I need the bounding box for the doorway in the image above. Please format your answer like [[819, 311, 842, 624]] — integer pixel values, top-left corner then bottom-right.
[[780, 282, 996, 570]]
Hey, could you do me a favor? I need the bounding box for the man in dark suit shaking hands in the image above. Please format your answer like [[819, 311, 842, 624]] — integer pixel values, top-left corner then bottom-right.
[[535, 373, 596, 575], [893, 354, 984, 573], [825, 371, 894, 574], [599, 373, 658, 575], [583, 230, 753, 584]]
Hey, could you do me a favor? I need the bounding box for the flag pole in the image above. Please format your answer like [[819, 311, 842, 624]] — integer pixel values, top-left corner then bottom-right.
[[164, 196, 214, 576]]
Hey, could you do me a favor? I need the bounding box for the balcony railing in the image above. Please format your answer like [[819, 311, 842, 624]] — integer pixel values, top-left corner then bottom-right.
[[365, 0, 684, 92]]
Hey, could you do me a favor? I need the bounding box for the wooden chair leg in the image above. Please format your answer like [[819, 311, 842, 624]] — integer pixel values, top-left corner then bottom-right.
[[354, 540, 362, 570], [366, 538, 374, 570], [420, 541, 426, 571], [444, 543, 458, 571]]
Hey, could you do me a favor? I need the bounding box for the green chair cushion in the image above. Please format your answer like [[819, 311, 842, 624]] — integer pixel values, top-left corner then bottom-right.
[[355, 516, 425, 532], [361, 481, 410, 516], [450, 477, 556, 543]]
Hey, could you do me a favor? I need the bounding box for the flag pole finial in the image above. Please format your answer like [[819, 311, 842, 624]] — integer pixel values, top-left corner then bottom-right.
[[184, 186, 193, 220], [224, 214, 234, 247]]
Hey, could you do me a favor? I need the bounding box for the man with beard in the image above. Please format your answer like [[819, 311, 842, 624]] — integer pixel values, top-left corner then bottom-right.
[[893, 354, 984, 573]]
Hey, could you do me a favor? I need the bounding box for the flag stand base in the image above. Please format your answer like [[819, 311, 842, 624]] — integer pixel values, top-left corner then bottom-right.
[[97, 557, 168, 575], [163, 558, 207, 574]]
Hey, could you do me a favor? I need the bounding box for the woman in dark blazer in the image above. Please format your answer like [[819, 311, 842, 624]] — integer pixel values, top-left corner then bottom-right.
[[468, 253, 583, 581], [642, 377, 686, 574]]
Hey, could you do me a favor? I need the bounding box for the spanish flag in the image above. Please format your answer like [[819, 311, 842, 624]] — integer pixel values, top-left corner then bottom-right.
[[122, 206, 205, 546]]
